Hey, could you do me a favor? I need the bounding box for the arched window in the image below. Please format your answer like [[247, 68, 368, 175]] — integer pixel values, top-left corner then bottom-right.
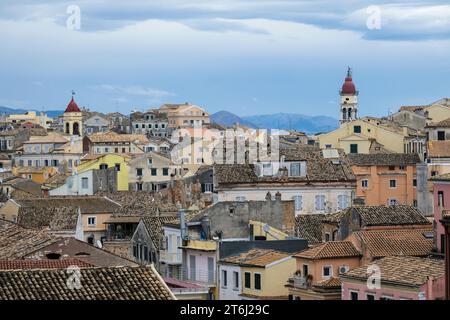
[[342, 108, 347, 120], [73, 122, 80, 136], [348, 108, 352, 119], [65, 122, 70, 134]]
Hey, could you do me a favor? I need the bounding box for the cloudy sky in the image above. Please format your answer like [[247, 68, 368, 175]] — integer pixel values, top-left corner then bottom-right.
[[0, 0, 449, 117]]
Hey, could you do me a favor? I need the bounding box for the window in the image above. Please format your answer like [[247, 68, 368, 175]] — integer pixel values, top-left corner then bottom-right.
[[399, 165, 406, 170], [389, 166, 395, 170], [337, 195, 350, 210], [350, 144, 358, 154], [325, 233, 331, 242], [302, 264, 309, 276], [413, 179, 417, 187], [151, 168, 157, 176], [366, 293, 375, 300], [438, 131, 446, 141], [144, 245, 149, 262], [323, 266, 332, 278], [361, 179, 369, 188], [431, 171, 438, 177], [148, 158, 153, 166], [262, 163, 272, 176], [136, 183, 143, 191], [122, 148, 126, 153], [438, 191, 445, 207], [325, 144, 332, 149], [380, 296, 394, 300], [81, 177, 89, 189], [87, 217, 96, 227], [244, 272, 251, 288], [254, 273, 261, 290], [315, 195, 326, 211], [293, 195, 303, 211], [221, 270, 227, 288], [389, 199, 398, 206], [236, 196, 246, 202], [350, 291, 359, 300], [289, 162, 301, 177], [136, 168, 143, 176], [202, 183, 213, 193], [28, 160, 32, 166], [162, 168, 169, 176], [115, 164, 120, 171], [353, 125, 361, 133], [105, 147, 109, 153], [99, 164, 108, 170], [389, 180, 397, 188], [233, 271, 239, 289]]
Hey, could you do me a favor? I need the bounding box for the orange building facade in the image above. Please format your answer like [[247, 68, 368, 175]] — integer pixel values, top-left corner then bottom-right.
[[348, 153, 420, 206]]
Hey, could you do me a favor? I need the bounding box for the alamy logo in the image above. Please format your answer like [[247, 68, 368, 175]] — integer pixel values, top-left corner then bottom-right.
[[66, 265, 82, 290], [66, 5, 81, 31], [366, 264, 381, 290]]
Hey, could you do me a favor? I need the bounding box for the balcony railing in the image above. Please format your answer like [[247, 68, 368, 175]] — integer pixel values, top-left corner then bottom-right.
[[169, 267, 216, 286], [159, 251, 182, 264], [293, 275, 312, 289]]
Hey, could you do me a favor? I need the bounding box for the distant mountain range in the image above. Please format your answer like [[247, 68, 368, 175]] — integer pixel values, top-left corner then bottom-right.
[[211, 110, 339, 134], [0, 106, 64, 118]]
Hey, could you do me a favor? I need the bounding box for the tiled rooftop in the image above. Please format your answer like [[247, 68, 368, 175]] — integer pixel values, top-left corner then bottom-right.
[[341, 256, 444, 287], [294, 241, 360, 260], [0, 265, 174, 300]]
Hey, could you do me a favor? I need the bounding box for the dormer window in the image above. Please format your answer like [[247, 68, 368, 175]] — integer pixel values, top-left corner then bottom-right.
[[288, 162, 306, 177]]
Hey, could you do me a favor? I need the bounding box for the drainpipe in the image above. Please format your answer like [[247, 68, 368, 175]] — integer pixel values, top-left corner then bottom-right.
[[427, 276, 434, 301]]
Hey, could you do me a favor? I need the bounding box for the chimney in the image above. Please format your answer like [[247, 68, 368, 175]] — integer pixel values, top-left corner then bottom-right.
[[265, 191, 272, 201], [275, 191, 282, 202], [201, 214, 211, 240], [353, 197, 365, 206], [179, 209, 187, 241]]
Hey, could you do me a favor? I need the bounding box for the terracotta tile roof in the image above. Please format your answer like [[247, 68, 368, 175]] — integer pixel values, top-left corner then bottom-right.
[[0, 265, 174, 300], [0, 219, 59, 260], [25, 133, 68, 144], [348, 153, 421, 166], [430, 173, 450, 182], [0, 258, 93, 270], [295, 241, 360, 260], [295, 214, 327, 245], [220, 249, 290, 267], [1, 177, 42, 198], [351, 229, 433, 259], [341, 256, 444, 287], [399, 105, 427, 112], [15, 196, 120, 214], [97, 191, 178, 216], [87, 132, 149, 144], [214, 145, 355, 185], [24, 237, 138, 267], [325, 205, 431, 227], [142, 216, 180, 250], [426, 117, 450, 128], [17, 206, 79, 231], [313, 277, 341, 288], [428, 140, 450, 158]]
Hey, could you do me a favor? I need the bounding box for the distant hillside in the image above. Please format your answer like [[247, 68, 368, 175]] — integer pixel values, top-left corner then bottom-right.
[[211, 110, 258, 128], [0, 106, 64, 118], [242, 113, 338, 134]]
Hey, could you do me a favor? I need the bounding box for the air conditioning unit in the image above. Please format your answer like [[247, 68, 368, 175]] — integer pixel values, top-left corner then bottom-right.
[[339, 266, 349, 274]]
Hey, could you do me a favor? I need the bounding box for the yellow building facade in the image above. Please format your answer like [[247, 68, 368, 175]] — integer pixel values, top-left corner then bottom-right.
[[318, 118, 410, 154], [77, 153, 130, 191]]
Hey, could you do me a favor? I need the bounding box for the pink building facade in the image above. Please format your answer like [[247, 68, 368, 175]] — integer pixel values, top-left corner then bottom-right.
[[431, 176, 450, 253], [341, 277, 445, 300]]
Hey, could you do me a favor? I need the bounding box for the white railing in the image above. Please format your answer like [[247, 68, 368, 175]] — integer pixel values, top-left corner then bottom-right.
[[159, 251, 182, 264]]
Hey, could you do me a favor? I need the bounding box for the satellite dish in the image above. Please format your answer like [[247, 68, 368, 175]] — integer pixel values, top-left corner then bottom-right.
[[96, 240, 103, 248], [263, 224, 270, 233]]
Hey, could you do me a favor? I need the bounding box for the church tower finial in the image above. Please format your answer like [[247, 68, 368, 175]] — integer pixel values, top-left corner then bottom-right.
[[340, 67, 358, 125]]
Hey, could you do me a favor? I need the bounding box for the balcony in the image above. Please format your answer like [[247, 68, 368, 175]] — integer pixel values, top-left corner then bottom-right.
[[293, 274, 312, 289], [160, 250, 182, 264]]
